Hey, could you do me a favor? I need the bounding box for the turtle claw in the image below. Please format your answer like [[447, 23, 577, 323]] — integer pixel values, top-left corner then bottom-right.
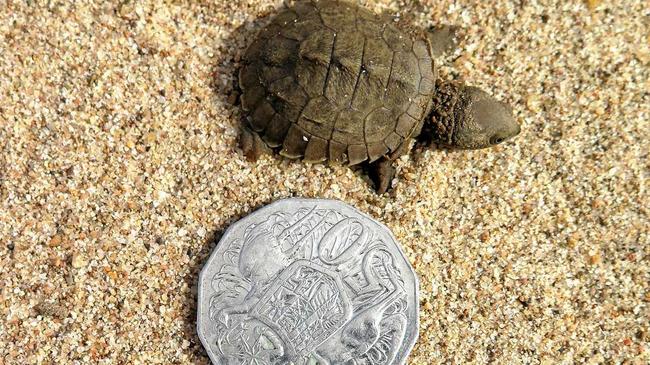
[[240, 126, 271, 161]]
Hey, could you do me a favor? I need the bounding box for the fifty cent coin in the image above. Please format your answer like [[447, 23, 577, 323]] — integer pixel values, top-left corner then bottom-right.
[[197, 198, 419, 365]]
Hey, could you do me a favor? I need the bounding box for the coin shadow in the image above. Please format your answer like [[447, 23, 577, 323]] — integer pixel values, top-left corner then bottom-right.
[[179, 197, 279, 361]]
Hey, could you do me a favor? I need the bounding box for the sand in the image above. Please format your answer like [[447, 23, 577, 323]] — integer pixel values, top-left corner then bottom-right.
[[0, 0, 648, 364]]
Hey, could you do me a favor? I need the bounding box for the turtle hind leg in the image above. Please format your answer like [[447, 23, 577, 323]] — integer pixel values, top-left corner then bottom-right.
[[240, 126, 272, 161], [368, 158, 396, 194]]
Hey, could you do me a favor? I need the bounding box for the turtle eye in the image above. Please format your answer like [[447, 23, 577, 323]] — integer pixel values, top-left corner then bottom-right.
[[490, 135, 505, 145]]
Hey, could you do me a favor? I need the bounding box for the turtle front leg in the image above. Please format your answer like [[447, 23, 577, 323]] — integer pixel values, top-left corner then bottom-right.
[[426, 25, 464, 58], [240, 126, 272, 161], [369, 158, 396, 194], [386, 5, 463, 58]]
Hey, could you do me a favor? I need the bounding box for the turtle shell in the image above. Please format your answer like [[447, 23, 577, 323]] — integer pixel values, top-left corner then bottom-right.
[[239, 0, 437, 165]]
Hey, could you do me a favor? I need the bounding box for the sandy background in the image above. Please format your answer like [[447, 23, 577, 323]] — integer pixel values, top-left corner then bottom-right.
[[1, 0, 648, 364]]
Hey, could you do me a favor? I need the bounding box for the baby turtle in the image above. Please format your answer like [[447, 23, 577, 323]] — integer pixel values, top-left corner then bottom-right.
[[238, 0, 520, 193]]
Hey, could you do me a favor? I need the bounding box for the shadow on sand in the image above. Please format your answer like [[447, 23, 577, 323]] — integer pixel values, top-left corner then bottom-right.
[[177, 5, 286, 360]]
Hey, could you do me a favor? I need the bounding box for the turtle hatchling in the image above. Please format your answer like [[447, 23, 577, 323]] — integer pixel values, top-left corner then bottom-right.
[[238, 0, 521, 193]]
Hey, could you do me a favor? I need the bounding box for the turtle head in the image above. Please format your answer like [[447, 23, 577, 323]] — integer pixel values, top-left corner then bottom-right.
[[428, 82, 520, 149]]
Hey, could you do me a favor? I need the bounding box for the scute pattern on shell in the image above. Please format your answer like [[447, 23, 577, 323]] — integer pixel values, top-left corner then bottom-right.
[[239, 0, 437, 165]]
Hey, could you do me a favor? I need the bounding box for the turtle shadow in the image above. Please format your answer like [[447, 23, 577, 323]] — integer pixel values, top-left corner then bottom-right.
[[179, 197, 281, 362], [208, 7, 283, 137]]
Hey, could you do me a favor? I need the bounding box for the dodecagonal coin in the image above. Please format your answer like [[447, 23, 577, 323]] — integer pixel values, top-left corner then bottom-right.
[[198, 198, 419, 365]]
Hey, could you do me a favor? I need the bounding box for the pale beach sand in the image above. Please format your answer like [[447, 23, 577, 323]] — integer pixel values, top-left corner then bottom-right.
[[0, 1, 648, 363]]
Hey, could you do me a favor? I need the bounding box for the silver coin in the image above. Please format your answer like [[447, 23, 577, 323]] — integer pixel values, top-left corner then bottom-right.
[[197, 198, 419, 365]]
